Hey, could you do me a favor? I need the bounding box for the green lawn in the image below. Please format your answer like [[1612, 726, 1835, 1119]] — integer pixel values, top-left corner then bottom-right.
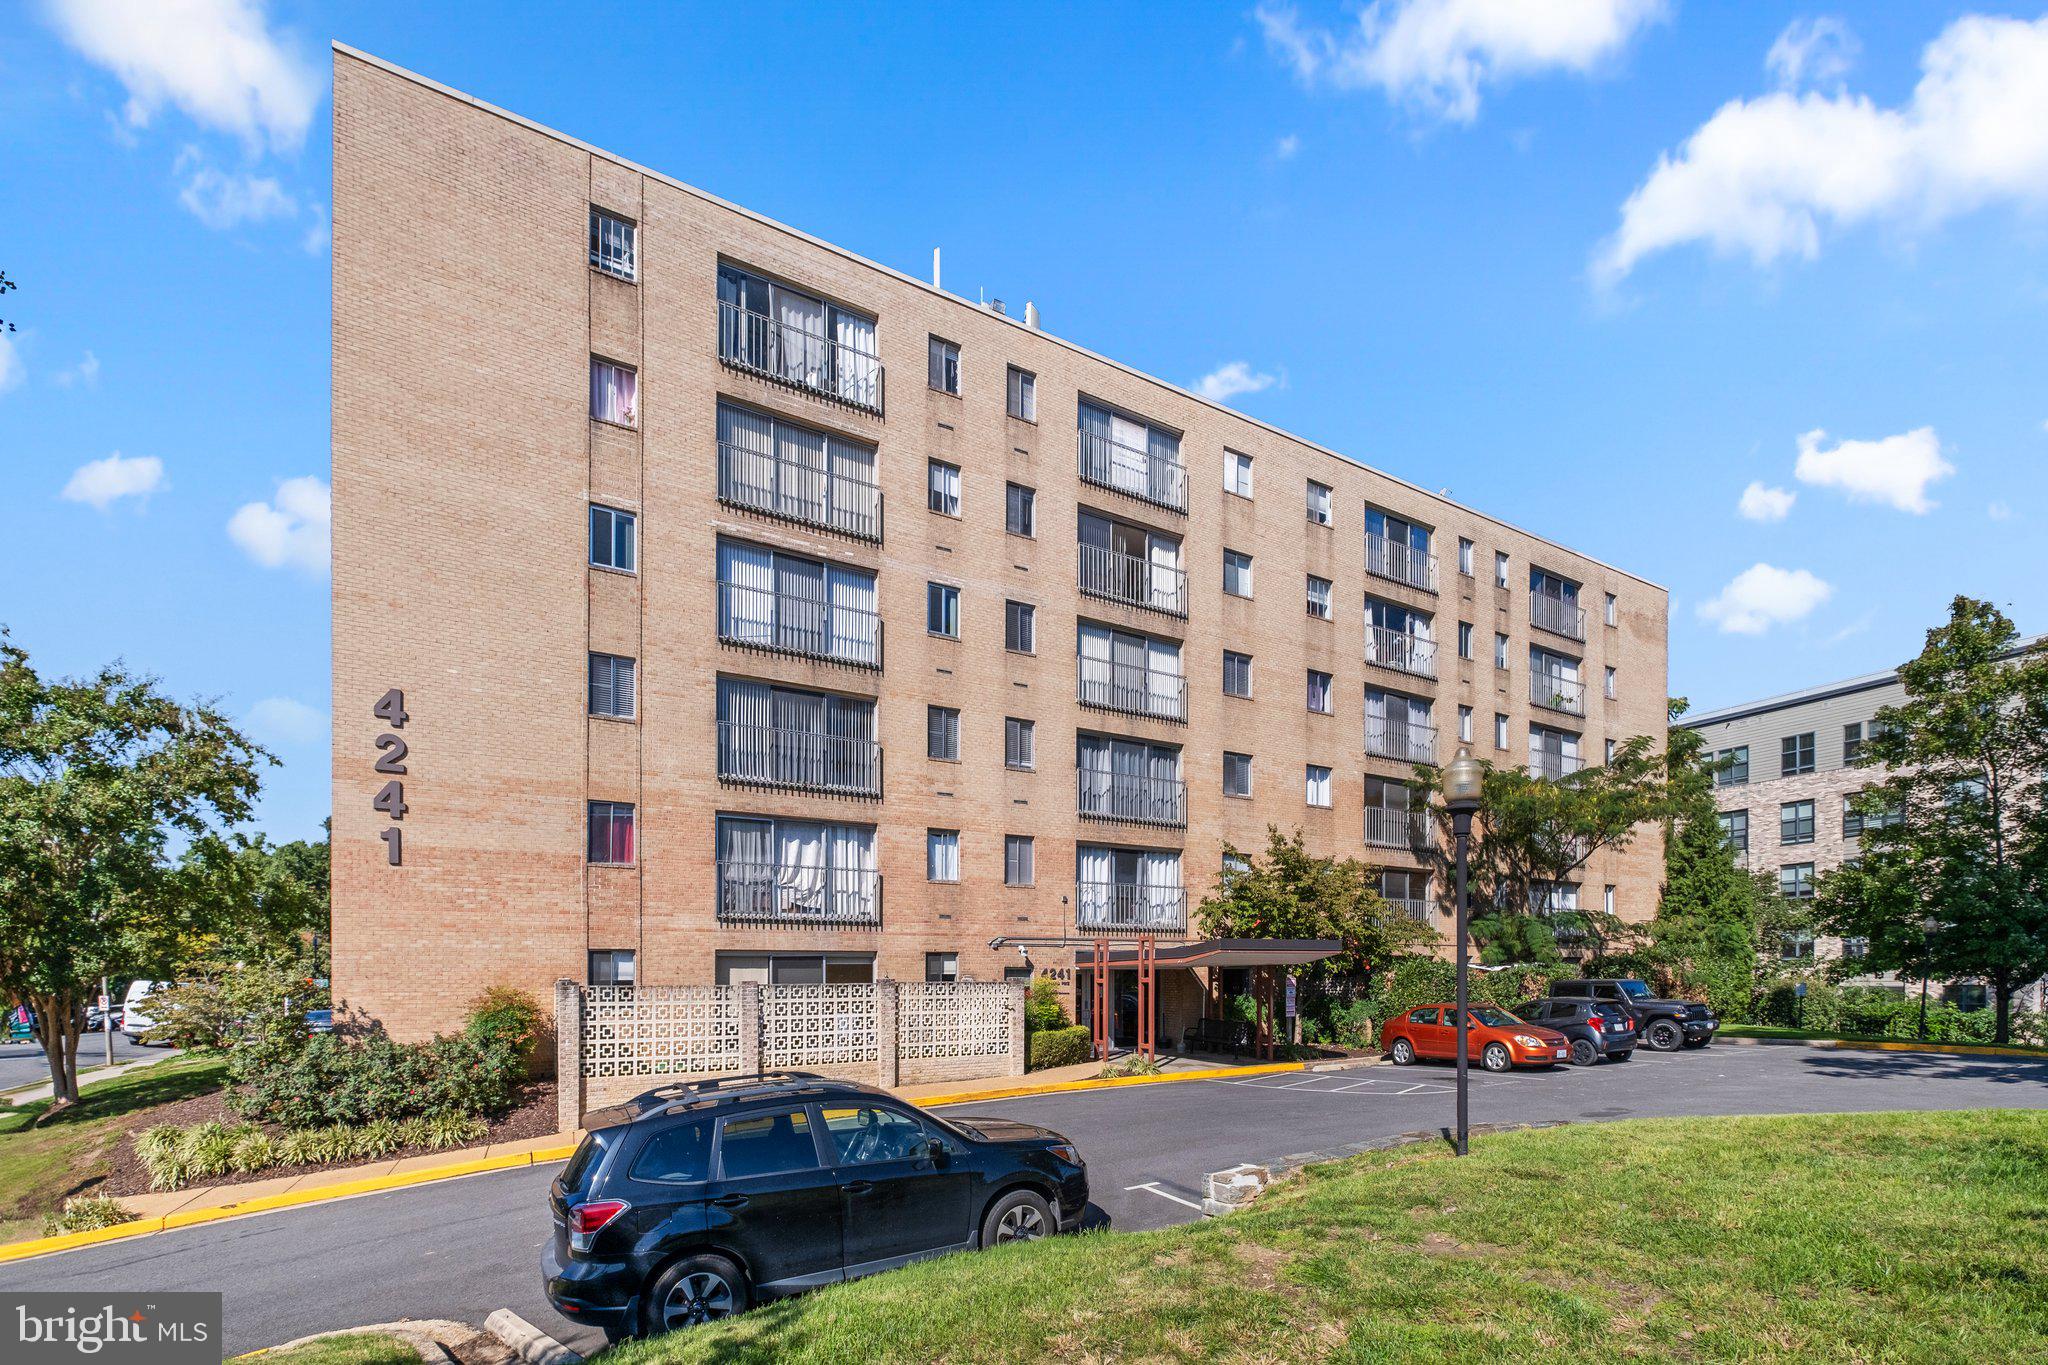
[[614, 1110, 2048, 1364], [0, 1051, 227, 1243], [240, 1332, 423, 1365]]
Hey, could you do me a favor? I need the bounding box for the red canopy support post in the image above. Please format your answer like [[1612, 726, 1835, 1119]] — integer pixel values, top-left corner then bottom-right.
[[1137, 935, 1156, 1061], [1091, 936, 1111, 1061]]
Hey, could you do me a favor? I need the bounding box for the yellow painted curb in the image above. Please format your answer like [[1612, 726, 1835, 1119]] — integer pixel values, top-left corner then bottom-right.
[[912, 1060, 1311, 1109], [0, 1215, 169, 1263]]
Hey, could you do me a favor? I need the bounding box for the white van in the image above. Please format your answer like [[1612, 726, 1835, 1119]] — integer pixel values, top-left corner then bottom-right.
[[122, 980, 172, 1043]]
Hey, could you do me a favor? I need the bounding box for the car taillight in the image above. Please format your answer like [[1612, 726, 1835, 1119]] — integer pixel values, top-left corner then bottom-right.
[[568, 1199, 629, 1252], [1587, 1016, 1602, 1032]]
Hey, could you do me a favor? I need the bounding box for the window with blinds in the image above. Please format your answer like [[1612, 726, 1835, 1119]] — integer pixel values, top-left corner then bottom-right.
[[589, 653, 637, 718]]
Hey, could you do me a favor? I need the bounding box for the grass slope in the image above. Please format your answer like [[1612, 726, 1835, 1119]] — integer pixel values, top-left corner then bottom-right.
[[616, 1110, 2048, 1364], [244, 1332, 424, 1365]]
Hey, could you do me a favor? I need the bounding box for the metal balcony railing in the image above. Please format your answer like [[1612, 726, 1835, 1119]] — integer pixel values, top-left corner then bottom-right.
[[1365, 533, 1437, 592], [716, 860, 881, 926], [1077, 430, 1187, 514], [717, 300, 884, 414], [1366, 626, 1437, 679], [1364, 806, 1430, 850], [1528, 672, 1586, 716], [716, 722, 881, 797], [1076, 768, 1188, 828], [1530, 593, 1586, 641], [1528, 753, 1586, 782], [717, 439, 882, 541], [717, 580, 883, 669], [1077, 543, 1187, 617], [1077, 657, 1187, 722], [1074, 881, 1188, 934], [1383, 896, 1433, 924], [1366, 718, 1438, 765]]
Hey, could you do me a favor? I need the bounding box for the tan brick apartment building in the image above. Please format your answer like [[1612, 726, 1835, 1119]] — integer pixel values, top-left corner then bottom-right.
[[330, 46, 1670, 1041]]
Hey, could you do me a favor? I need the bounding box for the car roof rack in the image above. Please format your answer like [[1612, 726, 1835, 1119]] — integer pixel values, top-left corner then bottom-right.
[[628, 1071, 829, 1105]]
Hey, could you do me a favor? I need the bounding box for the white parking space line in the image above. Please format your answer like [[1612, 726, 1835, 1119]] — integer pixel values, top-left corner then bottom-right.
[[1125, 1181, 1207, 1213]]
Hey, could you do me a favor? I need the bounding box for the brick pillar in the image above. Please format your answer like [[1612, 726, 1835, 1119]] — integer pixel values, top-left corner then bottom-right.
[[1007, 983, 1028, 1076], [554, 979, 582, 1136], [876, 981, 900, 1089], [738, 982, 763, 1075]]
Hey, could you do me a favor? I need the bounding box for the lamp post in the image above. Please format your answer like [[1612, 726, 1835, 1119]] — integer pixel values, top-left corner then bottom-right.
[[1917, 915, 1938, 1041], [1443, 748, 1485, 1157]]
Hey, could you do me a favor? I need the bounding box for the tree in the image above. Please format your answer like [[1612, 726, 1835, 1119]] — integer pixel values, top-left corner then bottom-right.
[[1814, 597, 2048, 1045], [1195, 827, 1437, 984], [0, 631, 269, 1113], [178, 828, 331, 973]]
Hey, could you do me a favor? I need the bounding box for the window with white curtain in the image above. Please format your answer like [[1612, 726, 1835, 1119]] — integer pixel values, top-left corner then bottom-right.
[[1495, 552, 1510, 588], [717, 400, 879, 538], [1459, 705, 1473, 742], [588, 949, 637, 986], [1077, 622, 1184, 720], [927, 829, 960, 882], [1077, 399, 1185, 510], [1494, 713, 1509, 750], [590, 358, 637, 426], [1306, 764, 1332, 807], [716, 539, 878, 667], [1458, 538, 1474, 576], [588, 653, 637, 719], [1226, 450, 1253, 498], [1307, 669, 1332, 714], [1495, 633, 1509, 669], [927, 460, 961, 516], [1307, 575, 1332, 619], [717, 264, 879, 410], [716, 678, 876, 793], [716, 815, 877, 923], [1605, 666, 1617, 699]]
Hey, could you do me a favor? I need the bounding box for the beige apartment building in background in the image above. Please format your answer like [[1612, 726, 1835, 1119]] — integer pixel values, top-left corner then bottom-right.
[[329, 46, 1671, 1042]]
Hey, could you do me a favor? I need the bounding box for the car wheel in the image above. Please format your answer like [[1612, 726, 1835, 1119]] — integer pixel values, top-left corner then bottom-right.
[[1482, 1042, 1512, 1073], [1644, 1019, 1683, 1052], [1569, 1038, 1599, 1067], [982, 1188, 1054, 1247], [1389, 1037, 1415, 1065], [642, 1253, 747, 1337], [1610, 1050, 1632, 1063]]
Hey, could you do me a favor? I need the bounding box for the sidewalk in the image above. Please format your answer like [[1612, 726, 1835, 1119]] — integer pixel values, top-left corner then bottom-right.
[[1, 1050, 184, 1105]]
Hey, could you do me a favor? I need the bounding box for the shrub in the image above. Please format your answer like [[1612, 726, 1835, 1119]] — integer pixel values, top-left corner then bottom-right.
[[1024, 977, 1072, 1033], [1324, 999, 1375, 1049], [1028, 1025, 1094, 1071], [1100, 1053, 1164, 1078], [425, 1114, 488, 1149], [42, 1196, 135, 1237], [466, 986, 546, 1061], [230, 1129, 277, 1174], [229, 1022, 525, 1128]]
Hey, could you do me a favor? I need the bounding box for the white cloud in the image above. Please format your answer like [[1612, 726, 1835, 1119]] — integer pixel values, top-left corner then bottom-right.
[[1698, 563, 1834, 635], [60, 452, 164, 509], [175, 147, 296, 229], [45, 0, 321, 151], [245, 696, 327, 747], [0, 334, 21, 395], [301, 202, 330, 254], [228, 474, 329, 575], [1737, 481, 1796, 522], [1275, 132, 1301, 160], [1255, 0, 1666, 123], [1792, 426, 1953, 514], [52, 350, 100, 387], [1988, 500, 2013, 521], [1596, 15, 2048, 284], [1195, 361, 1279, 403], [1766, 16, 1859, 90]]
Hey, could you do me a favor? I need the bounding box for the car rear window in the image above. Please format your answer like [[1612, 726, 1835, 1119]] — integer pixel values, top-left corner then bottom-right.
[[560, 1130, 612, 1196], [717, 1109, 821, 1180], [631, 1119, 714, 1184]]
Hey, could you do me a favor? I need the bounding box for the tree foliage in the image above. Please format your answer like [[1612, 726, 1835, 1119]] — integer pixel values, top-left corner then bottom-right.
[[1195, 826, 1437, 982]]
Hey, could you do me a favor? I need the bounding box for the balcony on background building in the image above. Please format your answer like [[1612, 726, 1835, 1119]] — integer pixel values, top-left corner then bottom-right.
[[1074, 881, 1188, 935], [716, 722, 882, 797], [1366, 626, 1437, 680], [1077, 658, 1187, 722], [1366, 717, 1438, 765], [1384, 896, 1432, 923], [1530, 593, 1587, 641], [1365, 533, 1437, 592], [716, 861, 881, 926], [1528, 672, 1586, 716], [1528, 753, 1586, 781], [717, 300, 884, 414], [717, 581, 883, 669], [1076, 768, 1188, 828], [1077, 430, 1187, 514], [1078, 543, 1187, 617], [717, 440, 882, 541], [1364, 806, 1431, 850]]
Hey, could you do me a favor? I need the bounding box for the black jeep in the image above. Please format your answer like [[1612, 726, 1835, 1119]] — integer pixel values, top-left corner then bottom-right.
[[1550, 978, 1718, 1052]]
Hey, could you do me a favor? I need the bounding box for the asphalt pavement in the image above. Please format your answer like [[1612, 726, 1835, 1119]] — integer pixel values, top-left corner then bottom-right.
[[3, 1043, 2044, 1357], [0, 1033, 164, 1094]]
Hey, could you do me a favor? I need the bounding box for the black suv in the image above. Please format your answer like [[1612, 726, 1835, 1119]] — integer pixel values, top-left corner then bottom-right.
[[1515, 998, 1638, 1065], [543, 1072, 1088, 1341], [1551, 979, 1718, 1052]]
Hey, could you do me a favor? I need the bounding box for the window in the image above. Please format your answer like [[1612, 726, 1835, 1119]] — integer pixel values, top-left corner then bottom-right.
[[1715, 746, 1750, 786], [1223, 751, 1253, 797], [1306, 575, 1333, 619], [1604, 885, 1616, 917], [927, 460, 961, 516], [924, 952, 958, 983], [1604, 666, 1617, 699], [927, 705, 960, 761], [631, 1118, 713, 1183], [1006, 366, 1036, 421], [1781, 732, 1816, 776], [1306, 480, 1332, 525], [1457, 622, 1474, 659], [717, 265, 880, 410], [928, 336, 960, 394], [1004, 716, 1035, 770], [1780, 800, 1816, 845], [927, 582, 960, 638], [718, 1109, 820, 1180], [1605, 738, 1616, 763], [1494, 713, 1509, 750], [716, 679, 878, 794], [1005, 483, 1036, 537], [589, 208, 637, 280], [1077, 622, 1185, 720], [1843, 936, 1869, 960], [1224, 549, 1254, 597], [1778, 930, 1815, 961], [590, 504, 636, 572], [1494, 551, 1509, 588], [590, 357, 637, 426], [1844, 720, 1884, 764], [1222, 851, 1251, 878], [1224, 651, 1253, 698], [1718, 809, 1749, 853], [927, 829, 960, 882], [1843, 795, 1863, 839], [1225, 449, 1253, 498], [1077, 399, 1186, 511], [587, 801, 636, 865], [588, 653, 637, 719], [1458, 704, 1473, 742], [1604, 593, 1618, 627], [717, 539, 880, 667], [1004, 835, 1035, 887], [1458, 538, 1474, 576], [1305, 764, 1332, 807], [1307, 669, 1333, 714], [1363, 507, 1433, 590], [588, 949, 636, 986], [1779, 863, 1815, 899], [1005, 600, 1036, 654], [1494, 632, 1509, 670]]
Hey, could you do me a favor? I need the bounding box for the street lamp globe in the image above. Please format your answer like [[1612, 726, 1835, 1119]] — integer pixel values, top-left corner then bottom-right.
[[1445, 748, 1484, 813]]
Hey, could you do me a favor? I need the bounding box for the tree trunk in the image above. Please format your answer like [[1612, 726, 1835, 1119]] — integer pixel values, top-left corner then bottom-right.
[[1992, 973, 2012, 1047], [29, 989, 81, 1118]]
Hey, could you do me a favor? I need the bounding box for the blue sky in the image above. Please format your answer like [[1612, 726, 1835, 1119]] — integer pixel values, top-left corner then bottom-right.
[[3, 1, 2046, 839]]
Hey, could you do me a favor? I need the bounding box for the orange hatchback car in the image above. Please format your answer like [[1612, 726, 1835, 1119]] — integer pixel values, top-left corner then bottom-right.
[[1380, 1004, 1571, 1072]]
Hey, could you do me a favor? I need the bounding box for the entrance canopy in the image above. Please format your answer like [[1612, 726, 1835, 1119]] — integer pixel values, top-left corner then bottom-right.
[[1074, 937, 1340, 971]]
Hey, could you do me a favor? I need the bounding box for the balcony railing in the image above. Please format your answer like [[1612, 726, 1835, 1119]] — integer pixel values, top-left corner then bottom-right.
[[1384, 896, 1433, 923], [1530, 593, 1586, 641], [1528, 753, 1586, 782], [717, 580, 882, 669], [1366, 717, 1438, 765], [1077, 430, 1187, 514], [1076, 768, 1187, 828], [717, 722, 881, 797], [1077, 657, 1187, 722], [1366, 626, 1437, 679], [1365, 533, 1437, 593], [717, 300, 884, 414], [716, 860, 881, 926], [1364, 806, 1430, 850], [1077, 543, 1187, 617], [717, 439, 882, 541], [1075, 881, 1188, 934], [1528, 672, 1586, 716]]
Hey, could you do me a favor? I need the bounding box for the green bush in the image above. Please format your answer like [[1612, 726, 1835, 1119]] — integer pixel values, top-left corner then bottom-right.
[[1324, 999, 1375, 1048], [1364, 956, 1541, 1027], [228, 1014, 527, 1128], [1100, 1053, 1164, 1078], [136, 1113, 495, 1192], [1028, 1025, 1094, 1071], [42, 1196, 135, 1237], [465, 985, 547, 1067], [1024, 977, 1072, 1033]]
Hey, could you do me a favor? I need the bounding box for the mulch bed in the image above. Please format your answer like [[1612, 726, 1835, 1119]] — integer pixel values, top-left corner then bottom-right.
[[93, 1080, 559, 1200]]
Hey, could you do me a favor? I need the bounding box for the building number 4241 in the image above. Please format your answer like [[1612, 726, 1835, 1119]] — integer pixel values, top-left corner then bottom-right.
[[373, 688, 409, 865]]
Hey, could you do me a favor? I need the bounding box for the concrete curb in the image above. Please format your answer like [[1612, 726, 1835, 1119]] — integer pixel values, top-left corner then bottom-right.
[[1716, 1034, 2048, 1059], [236, 1319, 474, 1362], [485, 1308, 583, 1365]]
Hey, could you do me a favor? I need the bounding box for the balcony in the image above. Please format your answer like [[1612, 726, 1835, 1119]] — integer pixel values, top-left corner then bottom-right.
[[1076, 768, 1188, 828], [1530, 593, 1586, 641], [1364, 806, 1430, 850], [1078, 543, 1187, 617], [716, 861, 881, 926], [1078, 430, 1187, 514], [1383, 896, 1433, 923], [1528, 672, 1586, 716], [1528, 753, 1586, 782], [1077, 658, 1187, 722], [1366, 718, 1438, 765], [1075, 881, 1188, 934], [717, 300, 884, 414], [717, 722, 882, 797], [1366, 627, 1437, 680], [717, 581, 882, 669], [1365, 533, 1437, 593], [717, 439, 882, 542]]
